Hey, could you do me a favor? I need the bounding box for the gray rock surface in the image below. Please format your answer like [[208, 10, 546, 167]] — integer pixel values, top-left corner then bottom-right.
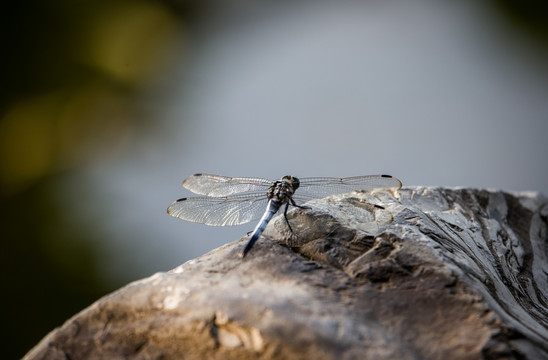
[[24, 187, 548, 360]]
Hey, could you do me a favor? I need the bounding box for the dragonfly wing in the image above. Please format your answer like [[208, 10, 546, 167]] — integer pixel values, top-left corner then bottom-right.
[[167, 192, 269, 226], [297, 175, 402, 199], [182, 173, 272, 196], [291, 196, 395, 228]]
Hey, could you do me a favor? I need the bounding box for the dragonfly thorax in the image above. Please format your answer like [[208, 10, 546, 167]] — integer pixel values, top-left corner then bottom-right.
[[267, 175, 300, 204]]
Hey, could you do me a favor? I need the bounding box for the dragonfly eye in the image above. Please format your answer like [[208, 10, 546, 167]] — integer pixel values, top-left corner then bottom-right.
[[282, 175, 299, 190]]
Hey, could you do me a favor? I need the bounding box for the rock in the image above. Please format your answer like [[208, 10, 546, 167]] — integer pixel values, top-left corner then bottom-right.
[[24, 187, 548, 360]]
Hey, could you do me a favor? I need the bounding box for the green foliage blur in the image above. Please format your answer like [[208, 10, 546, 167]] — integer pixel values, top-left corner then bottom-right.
[[0, 0, 189, 357]]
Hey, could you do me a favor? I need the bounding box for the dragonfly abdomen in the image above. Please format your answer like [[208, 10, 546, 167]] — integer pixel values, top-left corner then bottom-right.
[[241, 199, 281, 257]]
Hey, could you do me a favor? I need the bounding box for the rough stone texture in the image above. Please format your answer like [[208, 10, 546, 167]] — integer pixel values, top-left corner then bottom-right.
[[24, 187, 548, 360]]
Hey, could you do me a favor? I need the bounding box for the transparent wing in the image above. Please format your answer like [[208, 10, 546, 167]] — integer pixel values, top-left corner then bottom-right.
[[296, 175, 402, 200], [182, 173, 272, 197], [167, 192, 269, 226]]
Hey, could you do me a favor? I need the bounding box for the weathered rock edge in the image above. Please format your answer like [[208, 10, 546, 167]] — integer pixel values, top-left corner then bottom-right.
[[24, 187, 548, 360]]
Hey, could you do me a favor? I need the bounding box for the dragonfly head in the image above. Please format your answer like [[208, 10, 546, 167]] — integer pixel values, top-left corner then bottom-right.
[[282, 175, 300, 191]]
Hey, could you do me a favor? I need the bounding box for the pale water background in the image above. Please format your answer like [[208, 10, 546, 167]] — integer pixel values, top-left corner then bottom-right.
[[65, 0, 548, 285]]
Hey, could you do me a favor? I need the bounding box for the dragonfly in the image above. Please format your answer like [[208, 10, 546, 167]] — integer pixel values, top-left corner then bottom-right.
[[167, 173, 402, 257]]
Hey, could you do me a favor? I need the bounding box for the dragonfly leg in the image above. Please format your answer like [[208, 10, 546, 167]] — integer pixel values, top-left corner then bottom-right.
[[290, 198, 310, 210], [283, 203, 295, 234]]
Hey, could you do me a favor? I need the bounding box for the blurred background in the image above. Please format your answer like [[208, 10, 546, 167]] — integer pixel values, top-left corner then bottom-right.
[[2, 0, 547, 357]]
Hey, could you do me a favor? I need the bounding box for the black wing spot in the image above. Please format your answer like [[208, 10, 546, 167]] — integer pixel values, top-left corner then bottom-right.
[[374, 204, 385, 209], [381, 174, 393, 178], [176, 197, 188, 202], [193, 173, 203, 176]]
